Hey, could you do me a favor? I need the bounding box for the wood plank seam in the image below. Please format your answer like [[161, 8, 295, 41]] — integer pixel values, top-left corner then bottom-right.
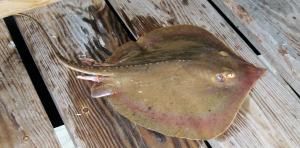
[[207, 0, 261, 56], [0, 19, 60, 147], [4, 16, 64, 128]]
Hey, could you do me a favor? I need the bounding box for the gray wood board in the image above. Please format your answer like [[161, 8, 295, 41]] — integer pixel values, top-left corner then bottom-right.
[[0, 19, 60, 148]]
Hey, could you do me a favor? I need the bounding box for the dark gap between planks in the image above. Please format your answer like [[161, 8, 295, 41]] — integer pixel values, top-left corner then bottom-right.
[[282, 78, 300, 98], [207, 0, 261, 55], [104, 0, 213, 147], [205, 140, 212, 147], [208, 0, 300, 99], [104, 0, 137, 41], [4, 16, 64, 128]]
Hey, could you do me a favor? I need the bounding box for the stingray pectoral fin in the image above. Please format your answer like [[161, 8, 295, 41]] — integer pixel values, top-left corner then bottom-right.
[[105, 41, 143, 64]]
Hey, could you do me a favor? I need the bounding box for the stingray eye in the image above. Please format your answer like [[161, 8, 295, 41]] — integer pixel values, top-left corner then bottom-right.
[[215, 71, 236, 83], [218, 51, 229, 57]]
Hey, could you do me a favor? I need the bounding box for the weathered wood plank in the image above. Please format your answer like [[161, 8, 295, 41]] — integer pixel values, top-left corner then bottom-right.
[[211, 0, 300, 95], [108, 0, 300, 147], [0, 0, 59, 18], [15, 0, 207, 147], [0, 20, 60, 147]]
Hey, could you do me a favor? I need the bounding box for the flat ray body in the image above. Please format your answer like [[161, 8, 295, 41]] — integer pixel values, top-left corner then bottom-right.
[[50, 25, 265, 139]]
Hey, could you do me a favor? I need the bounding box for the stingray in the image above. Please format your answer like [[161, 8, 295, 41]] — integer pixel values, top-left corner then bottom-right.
[[41, 23, 266, 139]]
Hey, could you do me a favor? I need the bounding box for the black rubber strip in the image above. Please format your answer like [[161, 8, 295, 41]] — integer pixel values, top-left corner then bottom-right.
[[4, 16, 64, 128]]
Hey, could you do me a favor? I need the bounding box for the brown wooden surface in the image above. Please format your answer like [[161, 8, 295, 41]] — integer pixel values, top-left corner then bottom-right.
[[108, 0, 300, 147], [0, 20, 60, 147], [211, 0, 300, 95], [15, 0, 207, 147], [0, 0, 59, 18]]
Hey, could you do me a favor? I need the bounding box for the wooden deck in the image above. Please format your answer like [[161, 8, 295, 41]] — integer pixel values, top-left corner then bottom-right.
[[0, 0, 299, 147], [0, 20, 60, 147]]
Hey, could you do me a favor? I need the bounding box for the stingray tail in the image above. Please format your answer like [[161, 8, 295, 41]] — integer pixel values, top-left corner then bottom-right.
[[15, 13, 116, 76]]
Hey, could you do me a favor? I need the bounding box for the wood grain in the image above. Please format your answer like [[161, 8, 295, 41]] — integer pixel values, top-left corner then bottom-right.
[[15, 0, 207, 147], [108, 0, 300, 147], [0, 0, 59, 18], [0, 20, 60, 147], [210, 0, 300, 95]]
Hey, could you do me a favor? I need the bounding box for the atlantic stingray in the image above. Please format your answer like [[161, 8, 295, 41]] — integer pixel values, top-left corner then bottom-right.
[[44, 24, 266, 139]]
